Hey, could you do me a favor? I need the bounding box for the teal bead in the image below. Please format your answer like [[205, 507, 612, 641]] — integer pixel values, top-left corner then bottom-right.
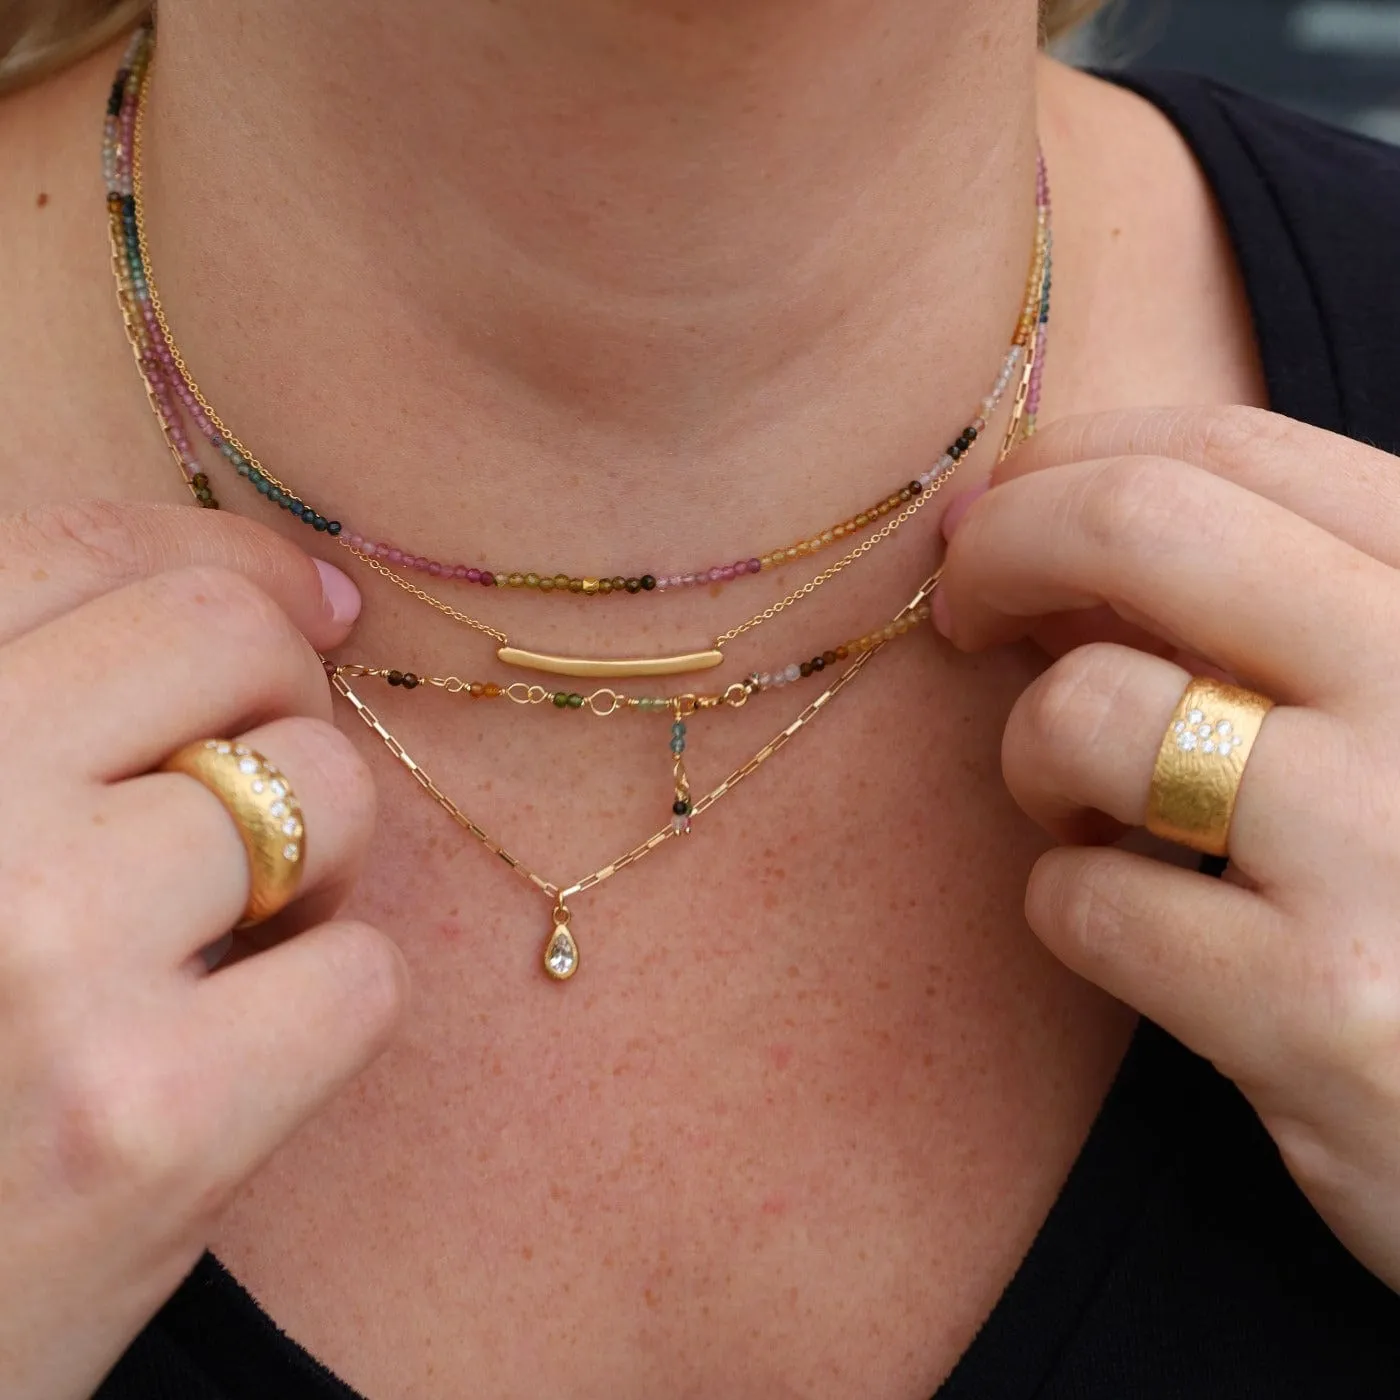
[[670, 737, 686, 754]]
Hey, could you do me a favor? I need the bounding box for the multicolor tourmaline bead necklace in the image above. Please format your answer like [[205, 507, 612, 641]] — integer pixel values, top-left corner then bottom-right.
[[104, 22, 1052, 680]]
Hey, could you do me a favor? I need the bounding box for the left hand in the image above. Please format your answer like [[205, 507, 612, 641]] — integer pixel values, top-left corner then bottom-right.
[[934, 404, 1400, 1293]]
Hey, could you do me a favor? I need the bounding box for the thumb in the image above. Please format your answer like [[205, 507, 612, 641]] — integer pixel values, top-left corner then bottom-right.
[[2, 500, 361, 651]]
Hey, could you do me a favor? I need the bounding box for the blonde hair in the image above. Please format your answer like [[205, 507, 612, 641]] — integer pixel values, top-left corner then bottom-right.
[[0, 0, 1106, 97]]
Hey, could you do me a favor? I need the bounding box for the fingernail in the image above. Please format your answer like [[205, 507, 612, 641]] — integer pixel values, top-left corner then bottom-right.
[[315, 558, 362, 626], [932, 589, 953, 639], [941, 482, 990, 540]]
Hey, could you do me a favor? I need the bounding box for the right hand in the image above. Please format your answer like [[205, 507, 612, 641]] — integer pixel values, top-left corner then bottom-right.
[[0, 500, 408, 1400]]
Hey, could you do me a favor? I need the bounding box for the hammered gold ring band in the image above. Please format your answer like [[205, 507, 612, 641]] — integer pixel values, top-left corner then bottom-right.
[[161, 739, 306, 926], [1145, 678, 1275, 858]]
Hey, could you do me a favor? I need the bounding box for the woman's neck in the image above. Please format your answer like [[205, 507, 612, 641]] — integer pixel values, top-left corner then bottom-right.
[[141, 1, 1044, 560]]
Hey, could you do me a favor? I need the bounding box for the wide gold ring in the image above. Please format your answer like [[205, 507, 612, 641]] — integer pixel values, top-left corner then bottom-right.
[[1145, 678, 1274, 858], [161, 739, 306, 926]]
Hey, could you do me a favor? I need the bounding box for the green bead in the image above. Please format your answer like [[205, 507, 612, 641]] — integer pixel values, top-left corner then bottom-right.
[[567, 693, 584, 709], [552, 692, 568, 708]]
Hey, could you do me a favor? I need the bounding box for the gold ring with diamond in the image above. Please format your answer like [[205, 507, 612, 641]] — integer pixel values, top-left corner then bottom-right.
[[161, 739, 306, 926], [1145, 677, 1275, 858]]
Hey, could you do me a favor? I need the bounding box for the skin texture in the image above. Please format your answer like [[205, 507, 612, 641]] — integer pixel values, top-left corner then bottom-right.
[[8, 2, 1386, 1398]]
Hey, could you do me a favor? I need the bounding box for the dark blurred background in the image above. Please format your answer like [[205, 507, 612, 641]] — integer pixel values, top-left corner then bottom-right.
[[1061, 0, 1400, 141]]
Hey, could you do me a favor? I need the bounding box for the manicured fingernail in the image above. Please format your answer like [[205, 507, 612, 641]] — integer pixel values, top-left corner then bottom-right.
[[932, 589, 953, 639], [315, 558, 362, 626], [941, 482, 990, 540]]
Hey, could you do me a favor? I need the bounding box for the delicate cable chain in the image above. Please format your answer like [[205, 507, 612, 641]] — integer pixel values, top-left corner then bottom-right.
[[714, 379, 1030, 645], [346, 552, 510, 644]]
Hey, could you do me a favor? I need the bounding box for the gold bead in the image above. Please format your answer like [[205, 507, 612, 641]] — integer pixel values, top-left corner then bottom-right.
[[582, 578, 600, 594]]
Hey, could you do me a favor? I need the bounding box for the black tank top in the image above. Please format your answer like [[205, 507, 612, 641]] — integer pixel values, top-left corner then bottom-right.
[[95, 73, 1400, 1399]]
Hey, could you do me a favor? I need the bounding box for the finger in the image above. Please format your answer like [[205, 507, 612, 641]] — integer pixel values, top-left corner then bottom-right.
[[995, 406, 1400, 571], [0, 500, 359, 651], [3, 565, 334, 779], [1025, 844, 1288, 1078], [938, 455, 1388, 704], [99, 714, 376, 963], [180, 918, 408, 1189], [1002, 642, 1344, 885]]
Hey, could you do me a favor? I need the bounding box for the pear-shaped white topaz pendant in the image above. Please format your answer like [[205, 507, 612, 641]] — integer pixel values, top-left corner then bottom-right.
[[543, 903, 579, 981]]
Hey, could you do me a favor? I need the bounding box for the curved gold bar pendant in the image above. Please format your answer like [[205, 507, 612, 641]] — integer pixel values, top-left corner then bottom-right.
[[497, 645, 725, 679]]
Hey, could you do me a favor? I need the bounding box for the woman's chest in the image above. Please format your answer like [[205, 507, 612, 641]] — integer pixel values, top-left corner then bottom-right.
[[203, 648, 1137, 1400]]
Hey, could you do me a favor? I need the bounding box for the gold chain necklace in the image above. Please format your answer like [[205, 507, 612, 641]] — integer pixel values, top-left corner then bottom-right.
[[332, 569, 942, 980]]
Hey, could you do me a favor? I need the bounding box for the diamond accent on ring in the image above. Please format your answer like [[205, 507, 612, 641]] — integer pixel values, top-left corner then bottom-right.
[[238, 757, 258, 774], [269, 779, 287, 798], [1175, 712, 1246, 759], [283, 843, 300, 862]]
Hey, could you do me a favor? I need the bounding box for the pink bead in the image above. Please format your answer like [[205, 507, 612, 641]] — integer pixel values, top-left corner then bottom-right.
[[388, 549, 404, 564], [466, 568, 482, 583], [719, 566, 735, 581], [349, 534, 363, 548], [428, 562, 442, 577], [708, 567, 724, 583]]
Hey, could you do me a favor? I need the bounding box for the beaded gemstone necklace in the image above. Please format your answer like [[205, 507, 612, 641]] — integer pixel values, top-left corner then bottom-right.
[[102, 22, 1053, 979], [105, 21, 1052, 671]]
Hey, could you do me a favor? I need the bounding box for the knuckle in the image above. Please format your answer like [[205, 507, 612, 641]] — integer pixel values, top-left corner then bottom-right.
[[1013, 643, 1124, 756], [321, 922, 410, 1043], [1028, 852, 1128, 965], [280, 717, 376, 823], [14, 499, 146, 582], [1301, 930, 1400, 1082], [1193, 402, 1296, 467], [153, 564, 303, 657], [44, 1050, 193, 1201], [1075, 456, 1192, 555]]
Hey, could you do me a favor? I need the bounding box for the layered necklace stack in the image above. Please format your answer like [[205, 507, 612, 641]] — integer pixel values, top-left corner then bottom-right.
[[103, 21, 1054, 980]]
